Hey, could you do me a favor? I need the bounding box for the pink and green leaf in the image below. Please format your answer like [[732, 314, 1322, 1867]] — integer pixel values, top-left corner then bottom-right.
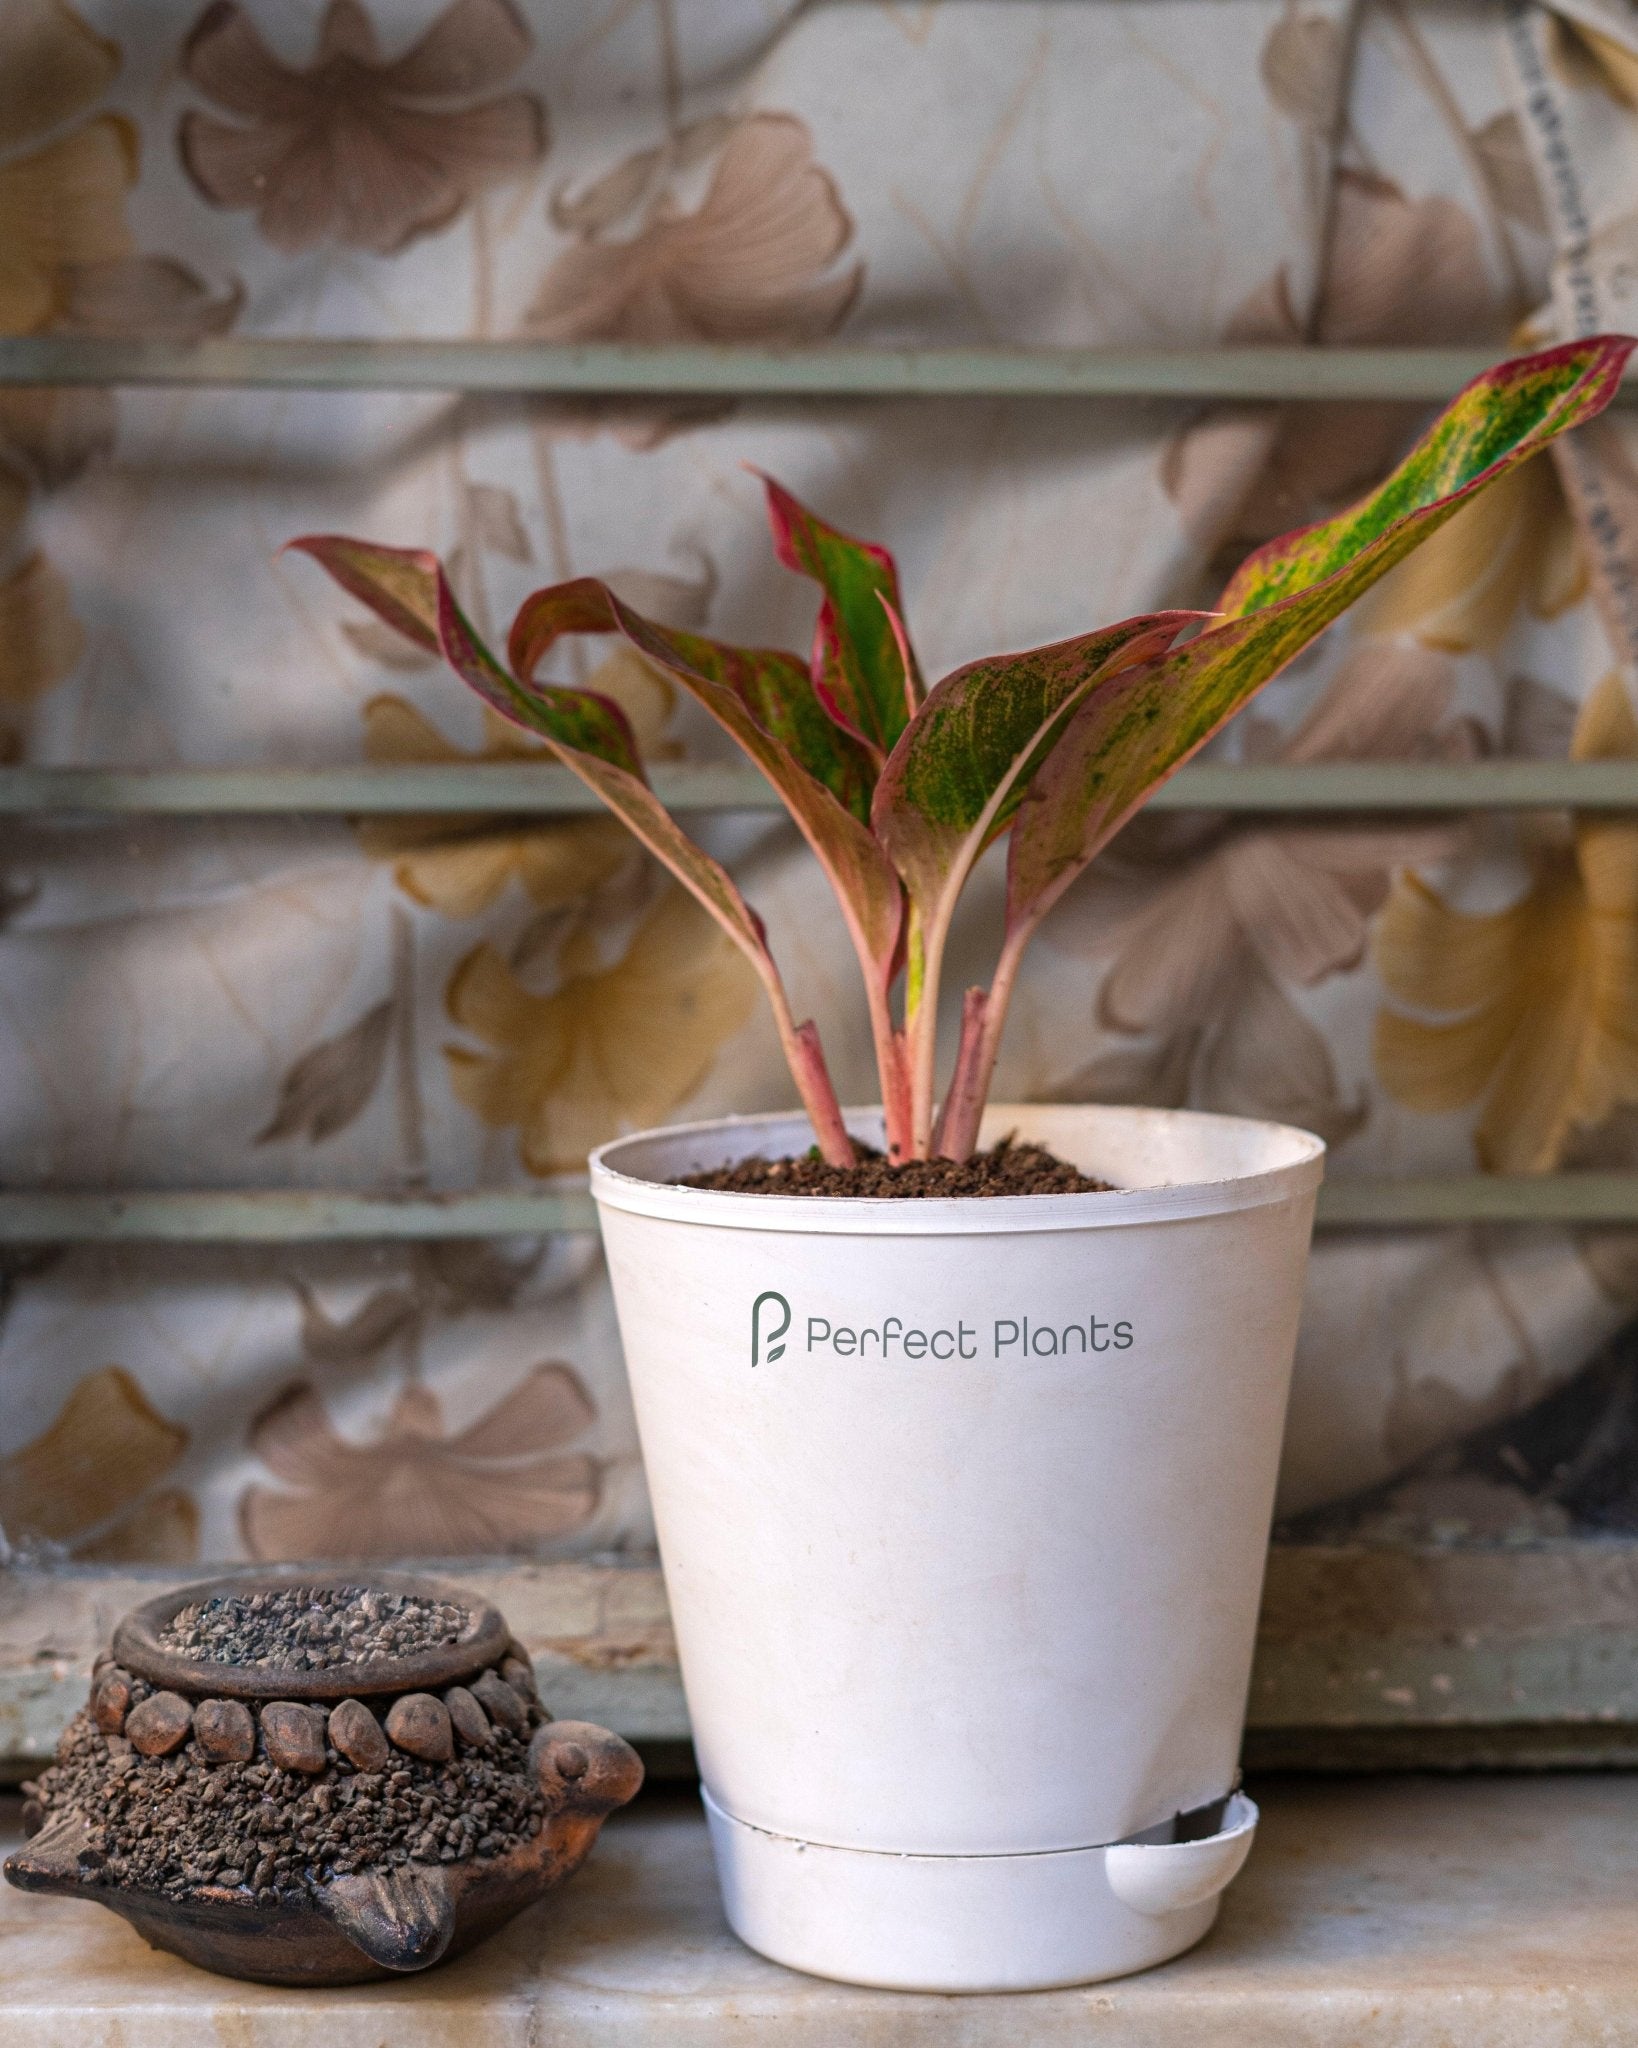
[[870, 605, 1205, 1151], [759, 474, 922, 757], [508, 576, 903, 984], [284, 535, 442, 654], [519, 585, 874, 823], [1005, 333, 1637, 946], [1219, 336, 1631, 621], [288, 538, 645, 774], [286, 537, 864, 1157], [872, 609, 1208, 936]]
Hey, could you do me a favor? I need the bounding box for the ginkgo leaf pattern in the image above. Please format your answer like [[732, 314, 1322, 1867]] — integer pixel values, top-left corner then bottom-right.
[[1472, 111, 1550, 234], [256, 999, 393, 1145], [445, 884, 759, 1176], [524, 114, 861, 346], [178, 0, 547, 254], [1162, 170, 1503, 574], [0, 552, 83, 706], [292, 1241, 540, 1373], [0, 0, 118, 151], [355, 650, 672, 920], [1055, 642, 1477, 1144], [521, 111, 862, 446], [0, 1367, 197, 1562], [239, 1366, 599, 1559], [1375, 674, 1638, 1173], [1552, 12, 1638, 109], [1260, 9, 1346, 131]]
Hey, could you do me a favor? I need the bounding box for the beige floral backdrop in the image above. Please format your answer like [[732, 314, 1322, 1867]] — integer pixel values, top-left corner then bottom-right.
[[2, 0, 1638, 1565]]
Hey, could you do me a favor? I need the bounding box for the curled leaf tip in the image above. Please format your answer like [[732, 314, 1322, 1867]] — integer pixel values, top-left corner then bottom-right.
[[876, 590, 918, 720], [1219, 331, 1636, 623], [285, 534, 446, 652]]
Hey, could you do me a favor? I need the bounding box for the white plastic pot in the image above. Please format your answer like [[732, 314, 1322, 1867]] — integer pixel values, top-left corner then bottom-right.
[[591, 1103, 1323, 1992]]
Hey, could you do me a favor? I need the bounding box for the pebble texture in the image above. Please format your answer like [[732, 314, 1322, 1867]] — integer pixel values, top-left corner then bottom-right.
[[328, 1700, 388, 1774], [192, 1701, 255, 1765], [471, 1673, 528, 1735], [23, 1708, 548, 1906], [5, 1778, 1638, 2044], [383, 1695, 453, 1764], [124, 1695, 192, 1759], [259, 1703, 328, 1775], [18, 1625, 554, 1918], [444, 1688, 491, 1750], [88, 1671, 131, 1737], [501, 1658, 538, 1700]]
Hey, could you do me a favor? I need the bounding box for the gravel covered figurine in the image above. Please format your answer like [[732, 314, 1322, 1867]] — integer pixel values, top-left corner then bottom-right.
[[4, 1574, 642, 1984]]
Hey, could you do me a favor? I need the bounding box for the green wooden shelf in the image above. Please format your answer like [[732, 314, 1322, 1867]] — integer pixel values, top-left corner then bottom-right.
[[6, 760, 1638, 815], [2, 337, 1633, 403], [0, 1176, 1631, 1241]]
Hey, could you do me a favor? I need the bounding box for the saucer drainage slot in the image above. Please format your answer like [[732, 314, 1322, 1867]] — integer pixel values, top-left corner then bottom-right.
[[1103, 1791, 1259, 1919]]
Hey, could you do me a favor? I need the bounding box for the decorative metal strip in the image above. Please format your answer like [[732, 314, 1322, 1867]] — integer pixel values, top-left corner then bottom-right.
[[2, 337, 1634, 403], [0, 1177, 1633, 1241], [1316, 1175, 1638, 1225], [0, 1191, 597, 1242], [5, 760, 1638, 816], [0, 765, 768, 816]]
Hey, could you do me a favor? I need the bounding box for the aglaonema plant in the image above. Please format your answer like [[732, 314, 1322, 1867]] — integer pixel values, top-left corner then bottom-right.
[[290, 335, 1634, 1169]]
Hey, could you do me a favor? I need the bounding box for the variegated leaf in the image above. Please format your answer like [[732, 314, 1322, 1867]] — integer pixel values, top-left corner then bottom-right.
[[873, 610, 1208, 953], [759, 474, 922, 756], [1006, 334, 1635, 946], [507, 576, 902, 982], [288, 537, 856, 1162], [287, 539, 772, 992]]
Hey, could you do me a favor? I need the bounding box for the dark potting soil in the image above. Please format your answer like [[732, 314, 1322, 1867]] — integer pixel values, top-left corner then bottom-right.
[[679, 1135, 1111, 1198], [28, 1708, 547, 1904], [160, 1585, 468, 1670]]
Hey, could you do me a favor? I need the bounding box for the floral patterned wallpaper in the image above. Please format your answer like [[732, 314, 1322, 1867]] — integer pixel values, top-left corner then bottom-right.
[[1, 0, 1637, 1564]]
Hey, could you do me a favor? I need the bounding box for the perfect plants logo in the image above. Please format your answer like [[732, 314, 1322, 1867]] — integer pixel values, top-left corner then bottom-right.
[[749, 1289, 1132, 1365], [751, 1291, 791, 1366]]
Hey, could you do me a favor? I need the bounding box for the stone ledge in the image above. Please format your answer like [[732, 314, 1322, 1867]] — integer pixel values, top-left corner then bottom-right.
[[1, 1774, 1635, 2044], [7, 1550, 1638, 1774]]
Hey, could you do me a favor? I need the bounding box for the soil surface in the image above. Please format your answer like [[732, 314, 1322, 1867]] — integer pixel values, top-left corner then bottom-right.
[[680, 1135, 1111, 1198], [160, 1585, 467, 1670]]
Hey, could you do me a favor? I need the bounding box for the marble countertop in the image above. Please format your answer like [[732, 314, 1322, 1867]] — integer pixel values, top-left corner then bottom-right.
[[1, 1774, 1634, 2044]]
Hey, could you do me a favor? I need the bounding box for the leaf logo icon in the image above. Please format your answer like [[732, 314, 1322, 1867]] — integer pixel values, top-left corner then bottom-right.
[[752, 1291, 791, 1366]]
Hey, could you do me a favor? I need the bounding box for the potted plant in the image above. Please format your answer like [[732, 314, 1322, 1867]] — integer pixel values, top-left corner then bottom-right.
[[292, 336, 1632, 1992]]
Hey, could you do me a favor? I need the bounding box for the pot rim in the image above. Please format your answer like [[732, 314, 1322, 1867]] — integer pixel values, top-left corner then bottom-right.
[[590, 1102, 1324, 1236], [111, 1570, 510, 1702]]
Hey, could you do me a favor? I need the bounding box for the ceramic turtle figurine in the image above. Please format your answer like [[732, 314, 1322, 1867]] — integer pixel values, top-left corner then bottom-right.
[[5, 1571, 642, 1984]]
